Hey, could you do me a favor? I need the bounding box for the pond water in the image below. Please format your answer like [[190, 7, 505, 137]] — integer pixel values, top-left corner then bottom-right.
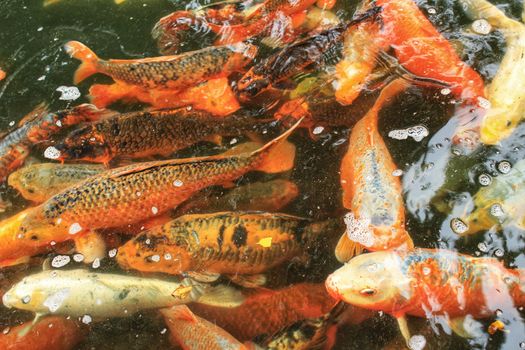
[[0, 0, 524, 349]]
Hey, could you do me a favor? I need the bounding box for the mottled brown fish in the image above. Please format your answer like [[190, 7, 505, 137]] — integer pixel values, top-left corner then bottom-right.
[[0, 121, 299, 267], [8, 163, 105, 203], [0, 103, 107, 181], [53, 107, 271, 164], [64, 40, 257, 90], [117, 211, 334, 280]]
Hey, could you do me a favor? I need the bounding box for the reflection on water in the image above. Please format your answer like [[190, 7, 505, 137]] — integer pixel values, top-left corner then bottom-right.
[[0, 0, 524, 349]]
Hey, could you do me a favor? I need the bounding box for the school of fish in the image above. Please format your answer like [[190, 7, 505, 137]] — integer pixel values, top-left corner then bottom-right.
[[0, 0, 524, 348]]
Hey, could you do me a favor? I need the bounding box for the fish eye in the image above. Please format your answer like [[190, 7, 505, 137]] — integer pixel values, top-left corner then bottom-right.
[[21, 295, 31, 304], [359, 288, 377, 296]]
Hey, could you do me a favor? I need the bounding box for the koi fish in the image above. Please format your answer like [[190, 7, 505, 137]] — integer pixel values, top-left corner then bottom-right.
[[0, 316, 85, 350], [52, 107, 270, 164], [2, 269, 244, 319], [0, 103, 108, 181], [261, 301, 347, 350], [459, 158, 525, 235], [0, 121, 299, 267], [335, 80, 413, 262], [117, 212, 333, 285], [175, 179, 299, 215], [64, 40, 257, 89], [236, 7, 381, 101], [161, 305, 249, 350], [8, 163, 105, 203], [458, 0, 525, 144], [190, 283, 338, 341], [375, 0, 485, 101], [326, 249, 525, 344]]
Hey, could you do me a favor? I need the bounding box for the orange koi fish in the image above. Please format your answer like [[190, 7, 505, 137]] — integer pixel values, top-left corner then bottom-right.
[[335, 80, 413, 262], [326, 248, 525, 343], [161, 305, 250, 350], [190, 283, 338, 341], [0, 103, 108, 181], [375, 0, 485, 101], [0, 121, 299, 267], [64, 41, 256, 113], [0, 317, 85, 350]]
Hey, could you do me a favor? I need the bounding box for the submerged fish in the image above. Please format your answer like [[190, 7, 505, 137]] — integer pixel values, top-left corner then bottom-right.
[[459, 0, 525, 144], [0, 316, 85, 350], [64, 40, 257, 89], [161, 305, 249, 350], [2, 269, 243, 319], [460, 159, 525, 235], [175, 179, 299, 215], [117, 211, 333, 279], [261, 301, 347, 350], [8, 163, 105, 203], [53, 108, 269, 164], [0, 122, 299, 267], [0, 103, 108, 181], [336, 80, 413, 262], [236, 7, 380, 101], [190, 283, 338, 341], [375, 0, 485, 101], [326, 249, 525, 343]]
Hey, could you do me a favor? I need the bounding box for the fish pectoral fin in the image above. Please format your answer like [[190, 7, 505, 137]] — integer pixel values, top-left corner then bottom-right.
[[74, 231, 107, 264], [227, 273, 267, 288], [196, 284, 245, 308], [334, 233, 365, 263], [161, 305, 198, 323], [449, 316, 484, 339], [396, 315, 411, 347], [17, 313, 44, 338], [186, 271, 221, 283]]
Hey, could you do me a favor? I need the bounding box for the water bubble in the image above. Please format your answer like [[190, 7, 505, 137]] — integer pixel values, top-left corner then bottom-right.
[[151, 207, 158, 215], [478, 174, 492, 186], [472, 19, 492, 34], [56, 86, 81, 101], [367, 263, 379, 272], [477, 242, 488, 252], [427, 7, 436, 14], [108, 249, 117, 258], [73, 254, 84, 262], [148, 255, 161, 263], [37, 26, 43, 32], [496, 309, 503, 317], [229, 138, 238, 145], [490, 204, 504, 217], [22, 295, 31, 304], [51, 255, 71, 268], [422, 267, 431, 275], [44, 146, 61, 160], [173, 180, 183, 187], [312, 126, 324, 135], [161, 328, 167, 334], [440, 88, 451, 95], [81, 315, 92, 324], [477, 97, 491, 109], [392, 169, 403, 177], [520, 341, 525, 349], [388, 129, 409, 140], [92, 258, 100, 269], [497, 161, 511, 174], [450, 218, 469, 234], [164, 253, 172, 260], [8, 121, 15, 127], [2, 327, 10, 335], [68, 223, 82, 235], [494, 248, 504, 257], [407, 125, 429, 142], [408, 334, 426, 350]]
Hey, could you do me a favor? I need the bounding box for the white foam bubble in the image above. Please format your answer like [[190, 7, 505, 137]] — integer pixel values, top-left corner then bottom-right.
[[497, 161, 512, 174], [81, 315, 92, 324], [409, 335, 426, 350], [388, 125, 428, 142], [56, 86, 81, 101], [44, 146, 61, 160], [51, 255, 70, 268], [478, 174, 492, 186], [68, 223, 82, 235], [343, 212, 374, 247], [450, 218, 469, 234], [472, 19, 492, 34]]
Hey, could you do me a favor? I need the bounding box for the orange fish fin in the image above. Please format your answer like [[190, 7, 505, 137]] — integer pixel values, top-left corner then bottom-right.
[[0, 256, 31, 268], [227, 273, 267, 288], [64, 41, 100, 84], [162, 305, 198, 323], [74, 231, 107, 263], [224, 142, 262, 156], [396, 315, 411, 347], [334, 233, 364, 262]]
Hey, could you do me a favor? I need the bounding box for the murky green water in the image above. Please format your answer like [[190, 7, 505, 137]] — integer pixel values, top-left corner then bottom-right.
[[0, 0, 525, 349]]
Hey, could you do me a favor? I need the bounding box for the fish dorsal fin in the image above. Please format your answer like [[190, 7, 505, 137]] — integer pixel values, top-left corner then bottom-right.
[[107, 157, 212, 179], [18, 103, 50, 127], [17, 313, 44, 338], [162, 305, 198, 323]]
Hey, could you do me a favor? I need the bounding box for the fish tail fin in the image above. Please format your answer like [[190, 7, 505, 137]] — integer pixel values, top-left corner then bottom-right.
[[160, 305, 198, 323], [334, 233, 365, 262], [251, 118, 302, 173], [64, 41, 100, 84]]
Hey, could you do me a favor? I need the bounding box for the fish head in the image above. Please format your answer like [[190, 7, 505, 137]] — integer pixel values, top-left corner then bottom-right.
[[3, 274, 48, 312], [325, 251, 413, 313], [55, 125, 110, 163], [236, 68, 270, 101], [116, 233, 192, 274]]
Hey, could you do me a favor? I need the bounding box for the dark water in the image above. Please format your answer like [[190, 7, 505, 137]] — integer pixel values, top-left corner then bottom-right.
[[0, 0, 524, 349]]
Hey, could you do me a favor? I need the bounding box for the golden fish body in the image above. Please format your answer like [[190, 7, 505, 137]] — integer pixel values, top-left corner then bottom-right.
[[117, 211, 327, 275]]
